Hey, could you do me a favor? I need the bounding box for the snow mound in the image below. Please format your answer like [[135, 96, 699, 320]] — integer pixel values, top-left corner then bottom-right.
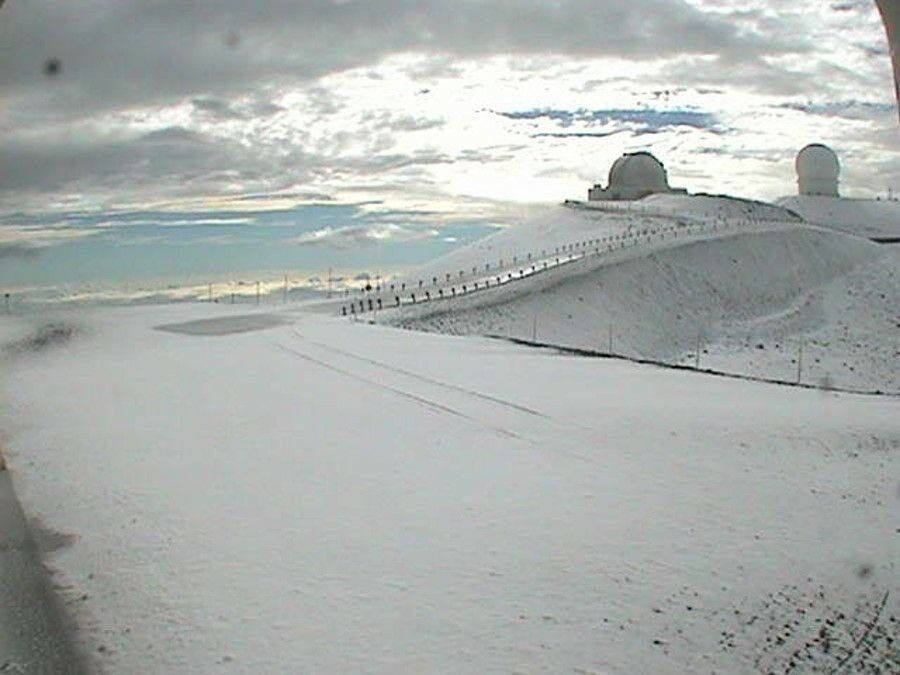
[[396, 226, 896, 393], [776, 195, 900, 241], [400, 195, 801, 290]]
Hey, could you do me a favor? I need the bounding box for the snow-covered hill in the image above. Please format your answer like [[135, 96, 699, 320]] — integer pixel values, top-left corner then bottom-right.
[[398, 194, 801, 289], [390, 198, 897, 393], [777, 195, 900, 241]]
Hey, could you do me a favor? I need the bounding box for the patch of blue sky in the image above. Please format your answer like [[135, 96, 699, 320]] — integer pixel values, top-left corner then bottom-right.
[[0, 204, 500, 290], [494, 107, 721, 132]]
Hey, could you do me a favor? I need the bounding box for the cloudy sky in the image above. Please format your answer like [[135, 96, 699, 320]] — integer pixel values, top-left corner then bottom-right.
[[0, 0, 897, 295]]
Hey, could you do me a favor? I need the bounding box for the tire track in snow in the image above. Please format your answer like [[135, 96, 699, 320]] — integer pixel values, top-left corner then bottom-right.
[[289, 330, 625, 442], [290, 329, 547, 419], [271, 333, 602, 466], [271, 340, 524, 441]]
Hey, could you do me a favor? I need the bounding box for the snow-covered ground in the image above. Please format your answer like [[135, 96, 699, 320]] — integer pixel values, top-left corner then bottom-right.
[[1, 304, 898, 674], [394, 195, 802, 292], [390, 199, 897, 394], [683, 249, 900, 392], [777, 195, 900, 241]]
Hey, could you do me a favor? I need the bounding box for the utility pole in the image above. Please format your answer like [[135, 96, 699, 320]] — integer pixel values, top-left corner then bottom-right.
[[255, 281, 260, 306], [208, 283, 212, 303]]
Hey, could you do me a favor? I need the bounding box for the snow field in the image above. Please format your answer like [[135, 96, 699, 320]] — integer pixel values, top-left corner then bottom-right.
[[1, 306, 897, 673]]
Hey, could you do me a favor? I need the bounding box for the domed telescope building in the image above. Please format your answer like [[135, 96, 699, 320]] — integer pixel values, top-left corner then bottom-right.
[[776, 143, 900, 242], [796, 144, 840, 197], [588, 152, 687, 201]]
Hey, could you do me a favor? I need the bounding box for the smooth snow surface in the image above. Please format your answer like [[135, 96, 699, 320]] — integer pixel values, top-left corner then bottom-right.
[[777, 195, 900, 241], [1, 304, 898, 674], [155, 314, 290, 336]]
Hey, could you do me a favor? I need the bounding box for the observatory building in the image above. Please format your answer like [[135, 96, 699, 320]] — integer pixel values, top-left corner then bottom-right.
[[796, 144, 840, 197], [588, 152, 687, 201]]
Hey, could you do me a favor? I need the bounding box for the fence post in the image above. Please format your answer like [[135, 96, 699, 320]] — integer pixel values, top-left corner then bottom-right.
[[608, 324, 613, 354], [797, 342, 803, 384], [695, 332, 701, 370], [256, 281, 260, 305]]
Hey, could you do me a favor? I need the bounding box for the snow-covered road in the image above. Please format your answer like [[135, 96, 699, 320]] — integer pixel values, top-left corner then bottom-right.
[[1, 304, 897, 673]]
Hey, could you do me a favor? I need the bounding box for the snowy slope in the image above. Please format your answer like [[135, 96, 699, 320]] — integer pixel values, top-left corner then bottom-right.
[[777, 195, 900, 241], [691, 248, 900, 391], [1, 305, 898, 674], [399, 195, 801, 289], [395, 213, 896, 393], [637, 193, 803, 222]]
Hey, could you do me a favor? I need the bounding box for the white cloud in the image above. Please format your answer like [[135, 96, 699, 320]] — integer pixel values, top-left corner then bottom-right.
[[0, 0, 896, 228], [292, 223, 440, 249]]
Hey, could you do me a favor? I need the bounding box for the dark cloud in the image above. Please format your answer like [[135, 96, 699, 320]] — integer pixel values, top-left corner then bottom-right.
[[0, 116, 462, 207], [192, 97, 285, 120], [779, 100, 895, 120], [0, 243, 41, 261], [192, 98, 243, 119], [0, 126, 277, 197], [0, 0, 892, 222], [0, 1, 801, 124]]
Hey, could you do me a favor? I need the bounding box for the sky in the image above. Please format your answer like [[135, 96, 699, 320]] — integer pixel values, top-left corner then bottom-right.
[[0, 0, 897, 299]]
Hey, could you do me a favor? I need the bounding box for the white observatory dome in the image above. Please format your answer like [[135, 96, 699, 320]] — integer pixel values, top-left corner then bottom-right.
[[796, 144, 840, 197], [587, 151, 687, 202], [609, 153, 670, 195]]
